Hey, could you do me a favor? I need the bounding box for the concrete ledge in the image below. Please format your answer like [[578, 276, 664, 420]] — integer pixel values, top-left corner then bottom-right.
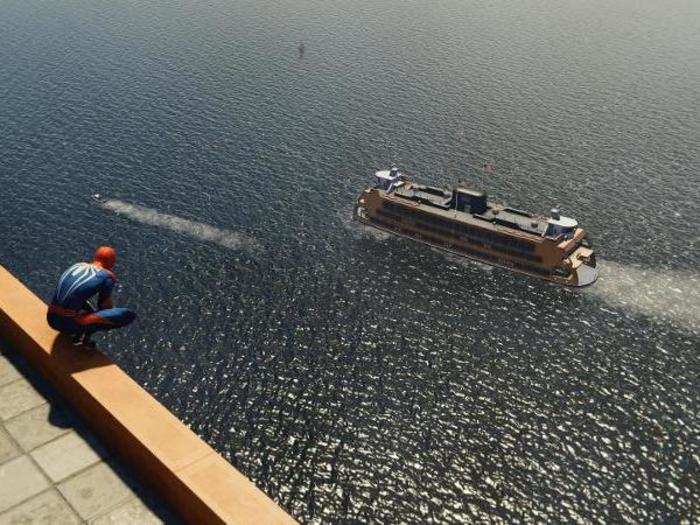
[[0, 265, 295, 525]]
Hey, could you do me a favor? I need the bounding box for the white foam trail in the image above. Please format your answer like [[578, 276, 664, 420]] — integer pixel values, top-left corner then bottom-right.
[[100, 199, 261, 252], [439, 251, 494, 273], [343, 217, 698, 327], [588, 259, 699, 330], [337, 209, 393, 241]]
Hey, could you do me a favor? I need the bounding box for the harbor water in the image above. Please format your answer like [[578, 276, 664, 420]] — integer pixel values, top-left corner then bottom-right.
[[1, 0, 698, 521]]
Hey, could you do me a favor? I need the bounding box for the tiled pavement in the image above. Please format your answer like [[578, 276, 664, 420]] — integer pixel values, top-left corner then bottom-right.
[[0, 344, 180, 524]]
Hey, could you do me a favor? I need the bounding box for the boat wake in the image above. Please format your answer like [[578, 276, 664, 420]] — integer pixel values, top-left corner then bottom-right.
[[338, 209, 392, 241], [110, 199, 695, 329], [341, 215, 698, 329], [587, 259, 699, 331], [98, 198, 262, 252], [438, 251, 494, 273]]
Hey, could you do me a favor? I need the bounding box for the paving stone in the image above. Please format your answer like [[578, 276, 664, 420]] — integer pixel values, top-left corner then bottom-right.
[[0, 382, 46, 421], [0, 354, 21, 388], [0, 489, 80, 525], [4, 403, 75, 452], [58, 462, 135, 520], [31, 431, 107, 483], [90, 497, 168, 524], [0, 456, 50, 513], [0, 429, 19, 465]]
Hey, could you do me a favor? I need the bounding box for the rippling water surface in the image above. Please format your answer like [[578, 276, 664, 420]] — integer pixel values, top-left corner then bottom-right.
[[1, 0, 698, 521]]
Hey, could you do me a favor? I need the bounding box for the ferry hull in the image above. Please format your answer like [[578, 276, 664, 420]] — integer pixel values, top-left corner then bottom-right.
[[354, 202, 599, 288]]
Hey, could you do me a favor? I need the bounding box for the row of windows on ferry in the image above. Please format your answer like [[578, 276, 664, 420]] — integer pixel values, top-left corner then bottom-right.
[[371, 215, 550, 275], [380, 202, 538, 254]]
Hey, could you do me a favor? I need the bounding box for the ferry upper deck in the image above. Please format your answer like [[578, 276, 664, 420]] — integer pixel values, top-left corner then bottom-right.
[[377, 168, 581, 244]]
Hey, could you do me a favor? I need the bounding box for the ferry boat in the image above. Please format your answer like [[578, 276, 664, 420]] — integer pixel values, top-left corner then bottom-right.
[[354, 167, 598, 287]]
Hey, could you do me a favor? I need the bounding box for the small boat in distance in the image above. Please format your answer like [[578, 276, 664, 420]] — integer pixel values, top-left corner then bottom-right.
[[354, 167, 599, 286]]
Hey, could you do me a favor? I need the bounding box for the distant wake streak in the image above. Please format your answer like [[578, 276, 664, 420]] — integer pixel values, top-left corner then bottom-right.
[[588, 260, 699, 330], [100, 199, 261, 252]]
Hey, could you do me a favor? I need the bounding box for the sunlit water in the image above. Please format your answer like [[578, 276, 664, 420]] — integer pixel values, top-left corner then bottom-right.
[[1, 0, 698, 521]]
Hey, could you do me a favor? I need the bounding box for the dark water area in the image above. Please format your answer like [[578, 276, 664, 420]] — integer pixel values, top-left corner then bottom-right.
[[1, 0, 698, 521]]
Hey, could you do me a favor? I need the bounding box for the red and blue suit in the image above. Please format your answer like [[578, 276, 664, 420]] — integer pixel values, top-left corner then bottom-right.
[[47, 263, 136, 335]]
